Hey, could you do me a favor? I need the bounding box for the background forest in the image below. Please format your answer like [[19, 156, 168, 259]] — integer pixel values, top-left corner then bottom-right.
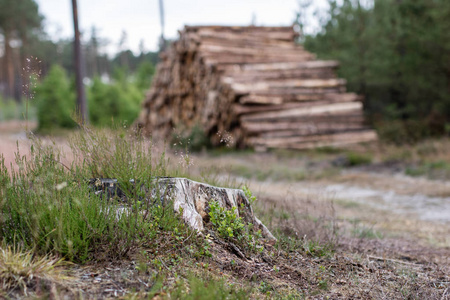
[[0, 0, 157, 129], [304, 0, 450, 143], [1, 0, 450, 142]]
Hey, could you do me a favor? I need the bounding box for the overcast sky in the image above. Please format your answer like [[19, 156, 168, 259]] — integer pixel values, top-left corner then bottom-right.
[[35, 0, 328, 55]]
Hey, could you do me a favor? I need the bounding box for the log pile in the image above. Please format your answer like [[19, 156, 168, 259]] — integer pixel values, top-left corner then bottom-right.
[[137, 25, 377, 150]]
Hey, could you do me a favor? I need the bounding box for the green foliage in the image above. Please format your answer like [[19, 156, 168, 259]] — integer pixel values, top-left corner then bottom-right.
[[209, 201, 245, 240], [258, 281, 274, 294], [242, 185, 257, 205], [345, 152, 372, 166], [88, 71, 143, 127], [304, 0, 450, 137], [208, 200, 263, 253], [34, 65, 77, 131], [0, 97, 36, 121], [172, 123, 211, 152], [134, 61, 155, 92], [376, 120, 431, 145], [171, 275, 247, 300]]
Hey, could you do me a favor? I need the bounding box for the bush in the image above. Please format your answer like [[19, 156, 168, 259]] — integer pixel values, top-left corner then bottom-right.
[[346, 152, 372, 166], [0, 98, 36, 121], [34, 65, 77, 131], [208, 200, 263, 253], [88, 74, 142, 127], [172, 123, 211, 152], [376, 120, 431, 145]]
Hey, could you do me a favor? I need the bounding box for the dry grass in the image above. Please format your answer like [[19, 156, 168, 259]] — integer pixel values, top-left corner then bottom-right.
[[0, 243, 69, 296]]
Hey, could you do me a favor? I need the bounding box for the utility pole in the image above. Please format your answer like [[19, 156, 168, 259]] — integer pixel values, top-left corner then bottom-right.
[[158, 0, 166, 52], [71, 0, 88, 124]]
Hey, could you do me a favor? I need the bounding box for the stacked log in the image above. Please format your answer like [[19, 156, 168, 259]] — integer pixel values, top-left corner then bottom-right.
[[137, 26, 377, 150]]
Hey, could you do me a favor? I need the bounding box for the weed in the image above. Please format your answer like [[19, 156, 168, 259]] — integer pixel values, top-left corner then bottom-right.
[[170, 275, 248, 299], [0, 243, 68, 295], [172, 123, 211, 152], [258, 280, 274, 294], [351, 221, 383, 239], [316, 265, 329, 290], [208, 200, 263, 253], [301, 239, 334, 258], [242, 185, 256, 205], [345, 152, 372, 166]]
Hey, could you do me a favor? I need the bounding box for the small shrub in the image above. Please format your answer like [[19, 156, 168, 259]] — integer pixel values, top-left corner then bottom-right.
[[172, 123, 211, 152], [208, 200, 263, 253], [346, 152, 372, 166], [0, 98, 36, 121], [170, 275, 247, 300], [209, 201, 245, 240], [88, 76, 142, 127], [376, 120, 431, 145], [34, 65, 77, 131]]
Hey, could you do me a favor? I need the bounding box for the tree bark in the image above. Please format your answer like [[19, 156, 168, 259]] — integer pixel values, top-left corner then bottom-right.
[[71, 0, 88, 124], [3, 30, 14, 99]]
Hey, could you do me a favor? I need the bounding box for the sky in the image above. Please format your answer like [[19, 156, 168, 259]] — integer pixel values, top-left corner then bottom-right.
[[35, 0, 328, 55]]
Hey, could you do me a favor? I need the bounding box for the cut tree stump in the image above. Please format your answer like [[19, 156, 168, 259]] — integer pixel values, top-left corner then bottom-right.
[[90, 177, 276, 241], [154, 177, 275, 241]]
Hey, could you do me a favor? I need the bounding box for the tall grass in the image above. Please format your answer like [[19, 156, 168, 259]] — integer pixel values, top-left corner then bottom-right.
[[0, 127, 189, 263]]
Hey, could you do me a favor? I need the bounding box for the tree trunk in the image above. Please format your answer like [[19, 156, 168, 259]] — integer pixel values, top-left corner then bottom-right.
[[71, 0, 88, 124], [3, 30, 14, 99]]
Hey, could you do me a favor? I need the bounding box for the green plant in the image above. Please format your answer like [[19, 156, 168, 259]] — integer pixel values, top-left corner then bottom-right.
[[34, 65, 77, 131], [316, 265, 329, 290], [172, 123, 211, 152], [208, 200, 263, 253], [209, 201, 245, 240], [345, 152, 372, 166], [302, 239, 334, 258], [0, 97, 36, 121], [88, 75, 142, 127], [258, 280, 273, 294], [170, 275, 247, 299], [242, 185, 256, 205]]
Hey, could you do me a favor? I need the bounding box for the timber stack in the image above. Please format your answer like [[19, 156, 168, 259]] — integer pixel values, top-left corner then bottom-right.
[[137, 26, 377, 150]]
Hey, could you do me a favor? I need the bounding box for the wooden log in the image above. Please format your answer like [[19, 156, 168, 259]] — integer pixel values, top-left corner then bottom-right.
[[186, 25, 295, 32], [239, 92, 359, 105], [226, 69, 337, 82], [240, 102, 362, 122], [247, 130, 377, 148], [233, 96, 359, 115], [232, 60, 339, 71], [241, 118, 366, 133], [194, 29, 296, 42], [252, 124, 370, 137], [227, 79, 346, 94], [203, 53, 315, 65]]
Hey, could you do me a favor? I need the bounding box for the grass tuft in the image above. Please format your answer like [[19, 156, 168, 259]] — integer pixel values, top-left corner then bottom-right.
[[0, 243, 67, 295]]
